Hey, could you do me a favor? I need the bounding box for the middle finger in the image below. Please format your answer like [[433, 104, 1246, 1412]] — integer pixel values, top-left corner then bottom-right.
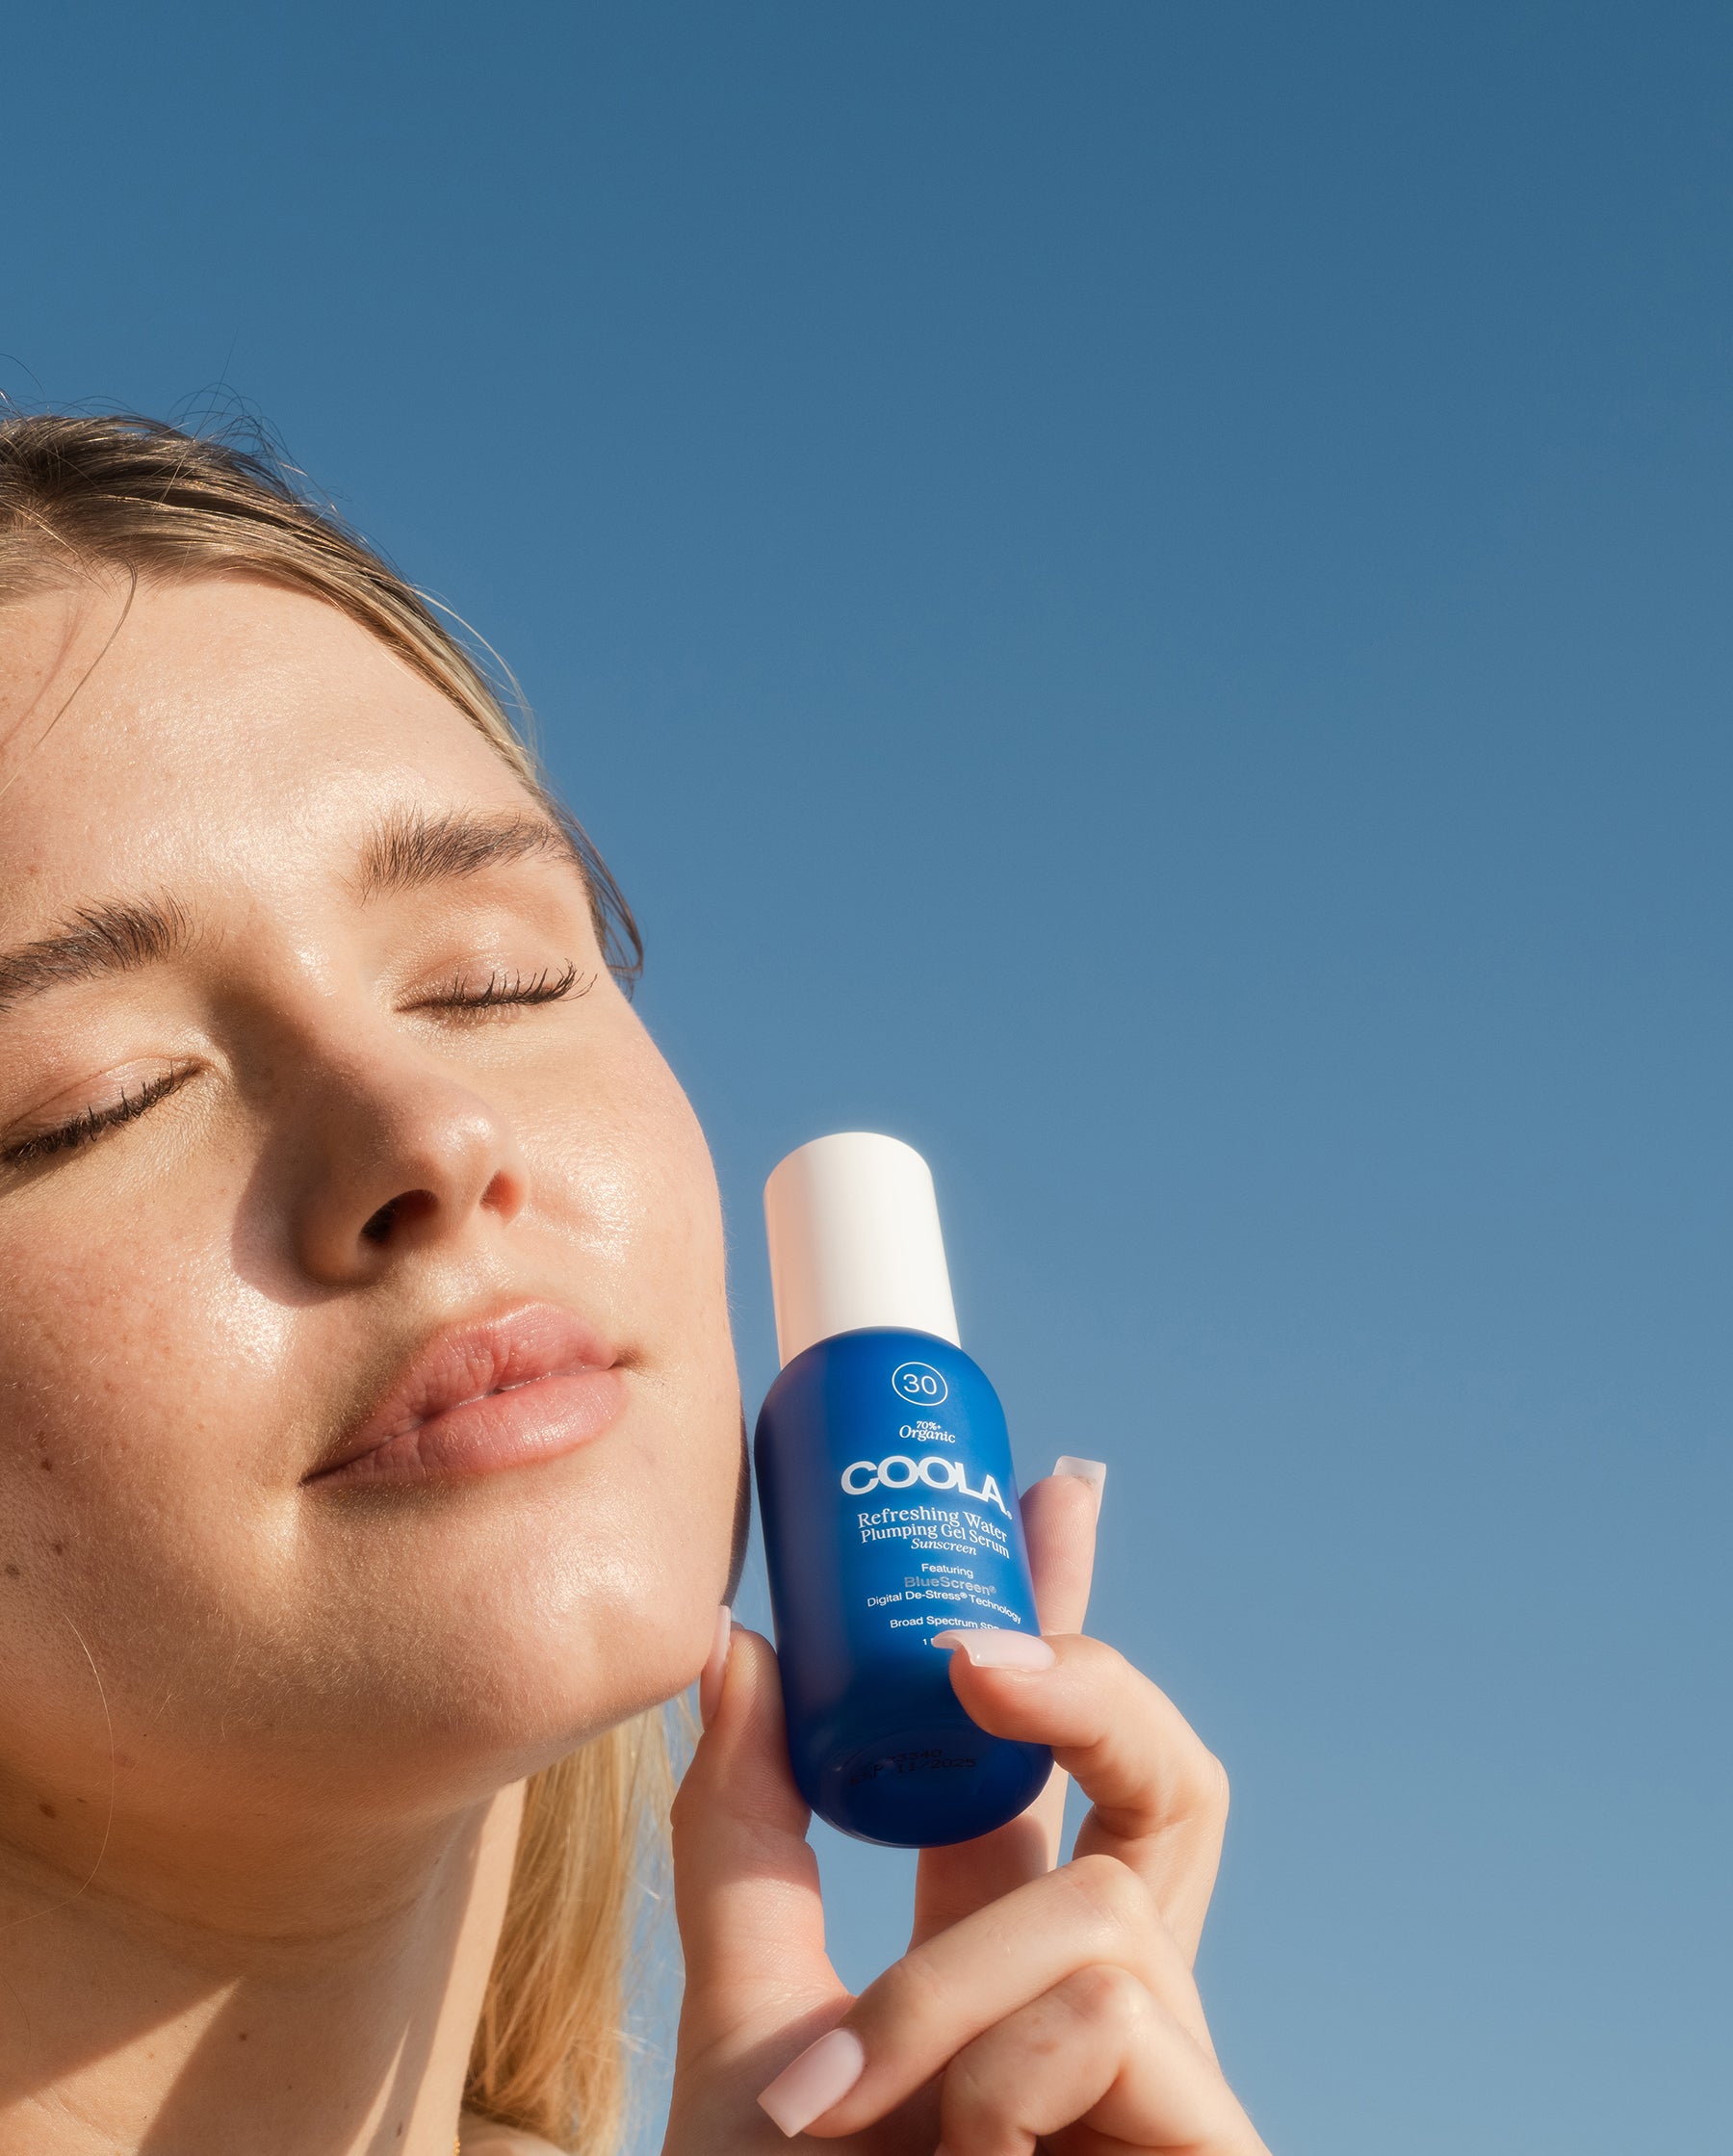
[[938, 1630, 1230, 1961]]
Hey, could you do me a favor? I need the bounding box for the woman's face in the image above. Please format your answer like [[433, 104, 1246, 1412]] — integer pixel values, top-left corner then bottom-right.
[[0, 576, 740, 1857]]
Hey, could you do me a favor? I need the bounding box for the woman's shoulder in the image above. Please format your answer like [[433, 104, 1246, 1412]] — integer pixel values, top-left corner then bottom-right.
[[457, 2112, 572, 2154]]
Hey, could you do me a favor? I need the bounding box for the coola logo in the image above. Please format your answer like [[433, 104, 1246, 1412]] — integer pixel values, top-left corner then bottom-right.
[[841, 1453, 1011, 1518]]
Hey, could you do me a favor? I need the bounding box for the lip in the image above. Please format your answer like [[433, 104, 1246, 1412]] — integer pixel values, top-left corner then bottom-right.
[[306, 1302, 627, 1489]]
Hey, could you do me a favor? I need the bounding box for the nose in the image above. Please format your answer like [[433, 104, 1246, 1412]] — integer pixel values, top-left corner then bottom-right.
[[290, 1051, 530, 1286]]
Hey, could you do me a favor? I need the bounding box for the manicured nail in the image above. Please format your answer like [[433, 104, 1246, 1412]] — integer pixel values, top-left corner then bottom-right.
[[1051, 1454, 1107, 1518], [698, 1604, 732, 1729], [757, 2026, 866, 2136], [931, 1625, 1057, 1670]]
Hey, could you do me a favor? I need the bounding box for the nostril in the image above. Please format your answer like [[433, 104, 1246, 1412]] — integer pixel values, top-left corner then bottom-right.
[[361, 1189, 438, 1245]]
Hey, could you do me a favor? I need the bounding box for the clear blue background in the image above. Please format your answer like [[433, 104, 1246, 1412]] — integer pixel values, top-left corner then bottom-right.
[[6, 5, 1729, 2149]]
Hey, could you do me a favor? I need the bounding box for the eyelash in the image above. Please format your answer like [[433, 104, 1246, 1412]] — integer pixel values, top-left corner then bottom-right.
[[1, 1067, 194, 1168], [2, 967, 590, 1169], [412, 963, 590, 1015]]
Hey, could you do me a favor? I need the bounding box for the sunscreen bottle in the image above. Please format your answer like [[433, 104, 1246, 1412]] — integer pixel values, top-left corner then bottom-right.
[[754, 1131, 1051, 1847]]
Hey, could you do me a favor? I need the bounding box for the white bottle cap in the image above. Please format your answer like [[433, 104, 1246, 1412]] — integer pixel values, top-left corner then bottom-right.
[[764, 1131, 962, 1367]]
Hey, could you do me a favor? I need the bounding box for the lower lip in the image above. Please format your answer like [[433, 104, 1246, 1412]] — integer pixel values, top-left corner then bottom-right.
[[315, 1367, 627, 1488]]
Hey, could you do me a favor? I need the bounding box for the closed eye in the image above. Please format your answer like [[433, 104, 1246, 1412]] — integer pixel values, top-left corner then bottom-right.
[[405, 963, 592, 1017], [0, 969, 590, 1170], [1, 1065, 196, 1168]]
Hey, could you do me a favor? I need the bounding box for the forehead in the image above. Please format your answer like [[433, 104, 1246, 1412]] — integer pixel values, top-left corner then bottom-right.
[[0, 577, 532, 922]]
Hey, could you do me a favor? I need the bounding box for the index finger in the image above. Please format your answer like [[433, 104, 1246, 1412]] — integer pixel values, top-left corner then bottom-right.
[[670, 1625, 843, 2053], [942, 1633, 1229, 1961]]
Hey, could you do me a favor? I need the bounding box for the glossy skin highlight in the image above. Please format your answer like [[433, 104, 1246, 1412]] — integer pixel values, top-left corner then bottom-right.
[[0, 576, 741, 2149], [0, 579, 740, 1823], [0, 572, 1264, 2156]]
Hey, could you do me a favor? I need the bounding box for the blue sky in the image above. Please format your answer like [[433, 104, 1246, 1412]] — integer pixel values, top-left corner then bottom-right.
[[6, 5, 1730, 2149]]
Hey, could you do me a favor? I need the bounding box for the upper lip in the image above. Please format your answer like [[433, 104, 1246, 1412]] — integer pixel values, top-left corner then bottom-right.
[[306, 1301, 620, 1482]]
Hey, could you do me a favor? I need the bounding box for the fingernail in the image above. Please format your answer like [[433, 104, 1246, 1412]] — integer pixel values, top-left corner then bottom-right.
[[1051, 1454, 1107, 1518], [931, 1625, 1057, 1670], [756, 2025, 866, 2137], [698, 1604, 732, 1729]]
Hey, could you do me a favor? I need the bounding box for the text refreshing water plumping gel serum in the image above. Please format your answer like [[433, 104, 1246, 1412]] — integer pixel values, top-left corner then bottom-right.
[[754, 1132, 1052, 1848]]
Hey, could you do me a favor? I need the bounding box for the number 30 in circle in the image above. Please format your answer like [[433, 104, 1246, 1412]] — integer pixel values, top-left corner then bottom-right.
[[891, 1361, 949, 1407]]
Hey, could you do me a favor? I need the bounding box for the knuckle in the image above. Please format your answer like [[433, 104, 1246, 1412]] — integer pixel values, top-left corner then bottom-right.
[[1055, 1961, 1148, 2037], [1159, 1718, 1230, 1823], [1189, 1745, 1230, 1822], [874, 1943, 950, 2030], [1059, 1851, 1151, 1941]]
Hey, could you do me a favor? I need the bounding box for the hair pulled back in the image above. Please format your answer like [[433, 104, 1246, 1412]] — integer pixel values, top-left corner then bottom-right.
[[0, 409, 662, 2153], [0, 412, 640, 986]]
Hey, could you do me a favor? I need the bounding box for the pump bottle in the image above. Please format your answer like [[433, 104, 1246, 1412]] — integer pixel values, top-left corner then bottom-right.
[[753, 1131, 1052, 1847]]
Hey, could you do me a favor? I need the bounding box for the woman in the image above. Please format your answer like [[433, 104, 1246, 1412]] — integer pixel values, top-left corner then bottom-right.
[[0, 415, 1266, 2156]]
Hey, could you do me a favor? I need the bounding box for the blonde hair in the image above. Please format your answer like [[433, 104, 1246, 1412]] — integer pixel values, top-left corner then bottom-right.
[[0, 410, 664, 2152]]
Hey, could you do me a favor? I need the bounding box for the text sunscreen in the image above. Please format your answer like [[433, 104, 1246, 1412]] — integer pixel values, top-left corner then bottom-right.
[[754, 1132, 1051, 1847]]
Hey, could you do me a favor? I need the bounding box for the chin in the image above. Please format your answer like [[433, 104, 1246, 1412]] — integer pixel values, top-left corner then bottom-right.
[[353, 1555, 720, 1792], [276, 1430, 739, 1801]]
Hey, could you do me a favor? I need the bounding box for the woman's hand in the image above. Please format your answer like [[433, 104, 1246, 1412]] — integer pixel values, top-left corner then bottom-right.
[[664, 1468, 1266, 2154]]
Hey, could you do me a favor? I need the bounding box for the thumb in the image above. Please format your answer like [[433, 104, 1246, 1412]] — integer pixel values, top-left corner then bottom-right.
[[670, 1617, 843, 2058]]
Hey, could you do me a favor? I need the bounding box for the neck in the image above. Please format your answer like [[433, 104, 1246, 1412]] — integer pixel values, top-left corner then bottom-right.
[[0, 1779, 524, 2156]]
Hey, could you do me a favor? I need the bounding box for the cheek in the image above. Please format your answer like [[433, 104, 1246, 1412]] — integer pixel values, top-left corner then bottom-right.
[[0, 1188, 299, 1707], [0, 1196, 286, 1480], [530, 1014, 735, 1385], [612, 1073, 739, 1543], [0, 1009, 745, 1793], [512, 1033, 741, 1678]]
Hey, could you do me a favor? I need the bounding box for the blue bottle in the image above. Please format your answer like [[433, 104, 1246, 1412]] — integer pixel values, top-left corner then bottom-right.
[[754, 1133, 1051, 1848]]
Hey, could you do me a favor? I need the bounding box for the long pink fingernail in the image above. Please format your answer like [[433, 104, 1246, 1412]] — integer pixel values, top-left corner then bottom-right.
[[1051, 1454, 1107, 1518], [756, 2026, 866, 2136], [931, 1626, 1057, 1670], [698, 1604, 732, 1729]]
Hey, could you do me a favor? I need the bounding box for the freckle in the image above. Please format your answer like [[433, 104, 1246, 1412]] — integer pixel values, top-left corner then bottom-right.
[[39, 1459, 52, 1471], [39, 1802, 56, 1819], [51, 1543, 64, 1556], [237, 2031, 248, 2042], [3, 1564, 18, 1578]]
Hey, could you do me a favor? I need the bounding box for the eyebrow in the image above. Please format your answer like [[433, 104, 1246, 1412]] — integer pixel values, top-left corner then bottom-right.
[[0, 896, 194, 1019], [353, 806, 581, 901], [0, 811, 582, 1023]]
